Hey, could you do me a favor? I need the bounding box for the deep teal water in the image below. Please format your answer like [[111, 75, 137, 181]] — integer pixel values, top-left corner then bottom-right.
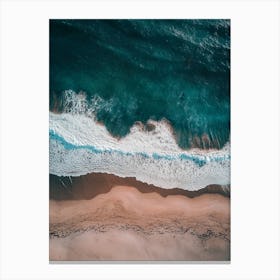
[[50, 19, 230, 149]]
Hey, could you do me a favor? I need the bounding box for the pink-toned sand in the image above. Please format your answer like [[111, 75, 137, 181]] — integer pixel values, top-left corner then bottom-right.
[[50, 185, 230, 261]]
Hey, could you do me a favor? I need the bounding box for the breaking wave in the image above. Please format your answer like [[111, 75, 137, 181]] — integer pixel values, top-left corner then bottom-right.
[[49, 111, 230, 191]]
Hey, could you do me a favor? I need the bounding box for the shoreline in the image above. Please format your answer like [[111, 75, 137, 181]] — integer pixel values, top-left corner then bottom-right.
[[49, 172, 230, 201]]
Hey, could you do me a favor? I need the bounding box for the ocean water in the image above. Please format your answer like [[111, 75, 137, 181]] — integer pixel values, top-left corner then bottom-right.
[[49, 19, 230, 190]]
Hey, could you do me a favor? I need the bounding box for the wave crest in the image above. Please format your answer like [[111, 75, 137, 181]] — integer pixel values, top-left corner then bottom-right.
[[49, 112, 230, 191]]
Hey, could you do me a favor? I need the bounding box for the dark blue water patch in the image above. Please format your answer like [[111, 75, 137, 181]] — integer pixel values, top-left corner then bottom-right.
[[49, 130, 230, 167], [50, 20, 230, 149]]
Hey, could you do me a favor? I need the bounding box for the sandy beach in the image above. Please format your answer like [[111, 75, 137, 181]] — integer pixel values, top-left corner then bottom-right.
[[49, 173, 230, 261]]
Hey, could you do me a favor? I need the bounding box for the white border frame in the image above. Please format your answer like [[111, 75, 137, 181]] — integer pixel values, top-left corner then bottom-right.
[[1, 0, 279, 279]]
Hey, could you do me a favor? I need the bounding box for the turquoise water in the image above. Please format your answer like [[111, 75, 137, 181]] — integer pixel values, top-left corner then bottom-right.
[[50, 19, 230, 149]]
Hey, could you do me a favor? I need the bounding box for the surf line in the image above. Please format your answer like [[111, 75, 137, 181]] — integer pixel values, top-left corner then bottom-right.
[[49, 129, 230, 167]]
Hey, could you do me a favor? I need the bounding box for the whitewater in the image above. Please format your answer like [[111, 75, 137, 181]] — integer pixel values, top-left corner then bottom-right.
[[49, 111, 230, 191]]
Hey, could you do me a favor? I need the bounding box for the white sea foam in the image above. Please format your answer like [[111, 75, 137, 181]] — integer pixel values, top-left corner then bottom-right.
[[49, 111, 230, 191]]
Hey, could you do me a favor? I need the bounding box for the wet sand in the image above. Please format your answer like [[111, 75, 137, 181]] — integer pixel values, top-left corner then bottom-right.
[[49, 173, 230, 261], [49, 173, 229, 200]]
